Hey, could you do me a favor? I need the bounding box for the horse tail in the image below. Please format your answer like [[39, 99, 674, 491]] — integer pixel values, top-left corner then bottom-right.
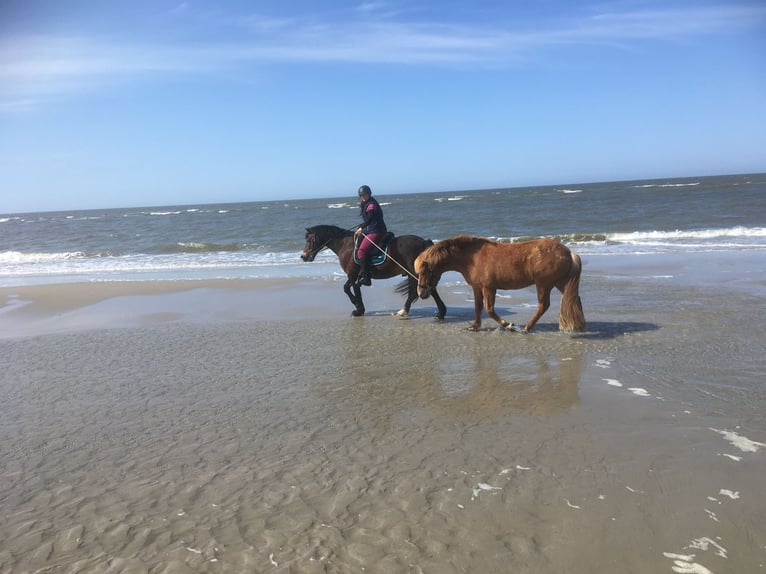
[[559, 251, 586, 332]]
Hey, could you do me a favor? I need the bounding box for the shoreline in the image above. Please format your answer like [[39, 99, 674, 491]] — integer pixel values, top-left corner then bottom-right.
[[2, 250, 765, 341], [0, 277, 355, 339]]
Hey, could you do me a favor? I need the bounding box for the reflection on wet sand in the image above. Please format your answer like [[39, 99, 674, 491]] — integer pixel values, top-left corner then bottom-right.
[[333, 317, 587, 426], [433, 348, 584, 417]]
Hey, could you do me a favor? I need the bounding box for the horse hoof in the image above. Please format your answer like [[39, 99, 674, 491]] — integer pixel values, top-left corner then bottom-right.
[[351, 310, 365, 317], [392, 309, 409, 319]]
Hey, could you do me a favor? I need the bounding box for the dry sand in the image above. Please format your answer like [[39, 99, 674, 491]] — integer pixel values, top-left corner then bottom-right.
[[1, 258, 765, 573]]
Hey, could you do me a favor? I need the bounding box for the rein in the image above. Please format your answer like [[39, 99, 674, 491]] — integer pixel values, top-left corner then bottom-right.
[[314, 237, 333, 253], [311, 225, 356, 255], [310, 227, 420, 282]]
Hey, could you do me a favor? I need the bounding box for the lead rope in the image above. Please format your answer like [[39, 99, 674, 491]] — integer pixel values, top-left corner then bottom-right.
[[360, 231, 419, 281]]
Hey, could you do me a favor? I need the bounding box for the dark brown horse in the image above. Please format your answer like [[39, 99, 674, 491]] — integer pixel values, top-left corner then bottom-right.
[[415, 235, 585, 332], [301, 225, 447, 319]]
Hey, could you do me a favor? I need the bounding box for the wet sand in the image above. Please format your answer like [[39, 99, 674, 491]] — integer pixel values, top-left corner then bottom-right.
[[1, 253, 765, 573]]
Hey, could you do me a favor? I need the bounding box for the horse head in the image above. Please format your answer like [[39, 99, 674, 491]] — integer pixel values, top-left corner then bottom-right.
[[414, 251, 441, 299], [300, 227, 320, 262], [301, 225, 353, 262]]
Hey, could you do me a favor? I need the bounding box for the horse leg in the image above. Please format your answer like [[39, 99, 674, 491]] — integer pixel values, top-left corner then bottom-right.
[[352, 283, 365, 316], [431, 287, 447, 321], [524, 285, 551, 332], [344, 278, 365, 317], [483, 287, 512, 329], [393, 277, 417, 318], [469, 286, 484, 331], [399, 276, 446, 320], [343, 278, 356, 304]]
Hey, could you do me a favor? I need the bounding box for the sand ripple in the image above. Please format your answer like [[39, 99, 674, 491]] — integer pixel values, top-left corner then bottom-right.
[[1, 277, 765, 573]]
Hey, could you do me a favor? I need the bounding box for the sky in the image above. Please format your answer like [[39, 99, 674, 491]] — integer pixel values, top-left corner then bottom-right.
[[1, 1, 765, 213]]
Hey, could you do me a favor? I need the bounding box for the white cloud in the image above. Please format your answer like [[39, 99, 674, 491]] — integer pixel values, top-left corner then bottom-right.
[[1, 4, 763, 111]]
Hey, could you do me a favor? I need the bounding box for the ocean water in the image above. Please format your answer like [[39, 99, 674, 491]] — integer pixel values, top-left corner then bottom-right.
[[1, 173, 764, 287]]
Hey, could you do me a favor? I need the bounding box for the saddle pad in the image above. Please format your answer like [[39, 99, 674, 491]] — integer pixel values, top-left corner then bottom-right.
[[354, 232, 394, 265]]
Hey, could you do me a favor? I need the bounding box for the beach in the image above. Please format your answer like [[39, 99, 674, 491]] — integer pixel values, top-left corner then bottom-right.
[[1, 251, 765, 573]]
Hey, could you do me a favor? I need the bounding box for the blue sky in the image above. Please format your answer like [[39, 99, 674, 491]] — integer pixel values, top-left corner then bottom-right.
[[1, 1, 765, 213]]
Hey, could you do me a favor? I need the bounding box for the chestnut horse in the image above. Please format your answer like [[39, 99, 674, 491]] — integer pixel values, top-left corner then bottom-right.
[[415, 235, 585, 332], [301, 225, 447, 319]]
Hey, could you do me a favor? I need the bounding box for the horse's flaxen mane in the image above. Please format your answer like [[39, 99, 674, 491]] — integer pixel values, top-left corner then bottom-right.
[[444, 235, 493, 248], [424, 235, 492, 266]]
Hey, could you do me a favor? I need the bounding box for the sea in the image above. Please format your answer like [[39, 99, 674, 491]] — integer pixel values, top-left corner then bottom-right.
[[1, 173, 765, 288]]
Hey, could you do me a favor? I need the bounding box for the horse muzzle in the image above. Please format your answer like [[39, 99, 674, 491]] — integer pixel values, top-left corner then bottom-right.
[[300, 251, 315, 262], [417, 283, 431, 299]]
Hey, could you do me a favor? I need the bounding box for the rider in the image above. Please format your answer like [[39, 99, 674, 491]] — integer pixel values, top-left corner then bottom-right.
[[354, 184, 387, 286]]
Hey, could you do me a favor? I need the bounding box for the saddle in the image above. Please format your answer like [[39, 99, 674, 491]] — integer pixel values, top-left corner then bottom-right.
[[354, 232, 395, 265]]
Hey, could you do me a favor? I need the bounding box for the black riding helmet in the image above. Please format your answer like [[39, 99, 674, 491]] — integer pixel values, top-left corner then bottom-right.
[[358, 185, 372, 197]]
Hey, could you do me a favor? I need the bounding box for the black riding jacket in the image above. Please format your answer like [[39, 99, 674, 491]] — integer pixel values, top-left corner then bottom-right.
[[359, 197, 387, 235]]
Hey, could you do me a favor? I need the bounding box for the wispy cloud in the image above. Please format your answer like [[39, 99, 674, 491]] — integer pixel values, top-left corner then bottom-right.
[[0, 35, 212, 112], [566, 5, 766, 41], [355, 1, 413, 20], [1, 3, 763, 112]]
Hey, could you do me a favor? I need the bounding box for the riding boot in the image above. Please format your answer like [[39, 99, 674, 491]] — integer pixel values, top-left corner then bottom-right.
[[357, 258, 372, 286]]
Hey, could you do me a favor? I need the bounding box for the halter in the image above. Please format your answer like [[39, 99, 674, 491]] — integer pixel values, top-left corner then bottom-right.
[[416, 261, 436, 292], [417, 276, 433, 292]]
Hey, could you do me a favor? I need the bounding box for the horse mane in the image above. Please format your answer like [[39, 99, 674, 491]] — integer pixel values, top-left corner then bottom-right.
[[307, 225, 354, 239], [423, 235, 492, 267]]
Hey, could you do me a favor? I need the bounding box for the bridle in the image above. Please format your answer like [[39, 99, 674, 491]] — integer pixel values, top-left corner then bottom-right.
[[305, 232, 333, 259]]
